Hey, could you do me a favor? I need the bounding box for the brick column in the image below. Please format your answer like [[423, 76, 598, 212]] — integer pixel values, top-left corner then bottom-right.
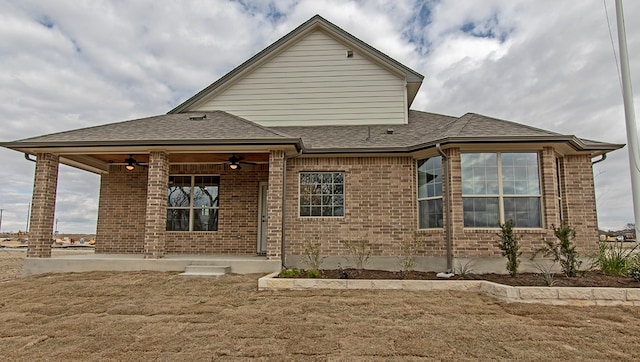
[[540, 147, 560, 228], [266, 150, 285, 260], [446, 147, 462, 256], [27, 153, 59, 258], [144, 151, 169, 258]]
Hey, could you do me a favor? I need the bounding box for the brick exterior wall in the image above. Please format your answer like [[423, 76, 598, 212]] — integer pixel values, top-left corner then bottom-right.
[[283, 156, 422, 257], [27, 153, 59, 258], [283, 149, 600, 260], [143, 151, 170, 258], [560, 154, 599, 253], [165, 163, 268, 254], [95, 165, 147, 254], [93, 148, 600, 260], [96, 161, 268, 254]]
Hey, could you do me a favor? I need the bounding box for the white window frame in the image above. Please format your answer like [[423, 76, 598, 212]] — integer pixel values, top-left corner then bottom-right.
[[462, 152, 543, 229], [167, 174, 220, 232]]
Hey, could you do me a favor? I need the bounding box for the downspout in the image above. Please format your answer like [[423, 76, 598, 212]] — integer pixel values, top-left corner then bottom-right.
[[281, 149, 302, 269], [436, 143, 453, 273], [24, 153, 36, 162], [592, 153, 607, 165]]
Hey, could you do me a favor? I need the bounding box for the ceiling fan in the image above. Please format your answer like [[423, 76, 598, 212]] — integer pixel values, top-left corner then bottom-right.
[[124, 154, 147, 171], [227, 154, 256, 170]]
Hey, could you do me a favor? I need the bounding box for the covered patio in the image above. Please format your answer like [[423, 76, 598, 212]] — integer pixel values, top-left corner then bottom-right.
[[1, 112, 302, 274]]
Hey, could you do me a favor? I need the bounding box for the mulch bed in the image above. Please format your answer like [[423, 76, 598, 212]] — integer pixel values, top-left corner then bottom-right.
[[289, 269, 640, 288]]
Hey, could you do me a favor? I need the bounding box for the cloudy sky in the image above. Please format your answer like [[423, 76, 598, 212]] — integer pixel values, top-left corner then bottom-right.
[[0, 0, 638, 234]]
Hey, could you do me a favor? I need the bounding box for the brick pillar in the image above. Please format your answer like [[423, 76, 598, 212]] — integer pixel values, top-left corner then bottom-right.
[[446, 147, 462, 256], [144, 151, 169, 258], [540, 147, 561, 228], [266, 150, 285, 260], [27, 153, 59, 258]]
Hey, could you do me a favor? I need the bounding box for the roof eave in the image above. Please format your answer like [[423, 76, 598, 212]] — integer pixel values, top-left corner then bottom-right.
[[1, 138, 304, 154]]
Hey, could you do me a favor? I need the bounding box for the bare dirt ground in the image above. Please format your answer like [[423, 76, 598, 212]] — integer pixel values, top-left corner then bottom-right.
[[2, 252, 640, 360]]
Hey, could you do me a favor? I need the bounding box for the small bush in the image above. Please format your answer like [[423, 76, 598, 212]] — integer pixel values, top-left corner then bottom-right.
[[532, 261, 556, 287], [628, 256, 640, 281], [497, 220, 521, 277], [454, 259, 475, 279], [397, 237, 421, 273], [533, 223, 581, 277], [278, 268, 302, 278], [302, 242, 325, 271], [342, 239, 371, 270], [304, 269, 321, 278], [597, 240, 637, 276]]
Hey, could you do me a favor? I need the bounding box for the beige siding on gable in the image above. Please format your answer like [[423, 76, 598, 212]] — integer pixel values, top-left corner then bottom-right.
[[195, 30, 407, 126]]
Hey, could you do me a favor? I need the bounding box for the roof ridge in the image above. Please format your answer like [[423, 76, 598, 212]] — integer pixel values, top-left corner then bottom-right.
[[214, 110, 294, 138], [464, 112, 562, 136]]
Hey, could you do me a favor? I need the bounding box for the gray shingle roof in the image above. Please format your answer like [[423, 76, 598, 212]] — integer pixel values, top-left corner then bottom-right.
[[12, 111, 295, 144], [271, 110, 574, 152], [2, 109, 623, 156]]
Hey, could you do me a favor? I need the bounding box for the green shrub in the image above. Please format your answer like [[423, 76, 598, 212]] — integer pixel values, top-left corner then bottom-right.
[[628, 256, 640, 281], [341, 239, 371, 270], [596, 240, 637, 276], [534, 223, 581, 277], [304, 269, 321, 278], [497, 220, 521, 277], [278, 268, 302, 278], [302, 242, 325, 271]]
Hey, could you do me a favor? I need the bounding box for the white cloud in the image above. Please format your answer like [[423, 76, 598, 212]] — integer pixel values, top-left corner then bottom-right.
[[0, 0, 638, 233]]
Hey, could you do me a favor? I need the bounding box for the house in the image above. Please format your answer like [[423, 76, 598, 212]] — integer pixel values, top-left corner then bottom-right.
[[1, 15, 623, 275]]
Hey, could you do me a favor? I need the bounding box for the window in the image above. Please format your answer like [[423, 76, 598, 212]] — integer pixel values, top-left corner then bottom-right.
[[461, 153, 541, 228], [167, 175, 219, 231], [417, 156, 443, 228], [299, 172, 344, 217]]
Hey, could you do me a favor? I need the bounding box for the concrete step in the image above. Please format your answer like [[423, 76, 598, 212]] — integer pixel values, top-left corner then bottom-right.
[[179, 265, 231, 278]]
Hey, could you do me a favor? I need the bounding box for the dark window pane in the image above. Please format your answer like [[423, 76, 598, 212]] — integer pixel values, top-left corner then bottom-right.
[[504, 197, 541, 228], [419, 199, 443, 229], [193, 208, 218, 231], [334, 206, 344, 217], [300, 206, 311, 216], [463, 197, 499, 227], [322, 207, 333, 216], [166, 209, 189, 231], [311, 206, 322, 216]]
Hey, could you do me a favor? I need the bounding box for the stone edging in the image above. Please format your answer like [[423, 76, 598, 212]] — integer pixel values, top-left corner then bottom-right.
[[257, 272, 640, 306]]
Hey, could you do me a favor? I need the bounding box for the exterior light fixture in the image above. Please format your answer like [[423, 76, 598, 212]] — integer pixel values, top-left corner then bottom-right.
[[228, 154, 242, 170], [125, 155, 136, 171]]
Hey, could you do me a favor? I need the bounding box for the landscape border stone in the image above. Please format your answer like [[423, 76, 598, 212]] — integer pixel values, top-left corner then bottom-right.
[[257, 272, 640, 306]]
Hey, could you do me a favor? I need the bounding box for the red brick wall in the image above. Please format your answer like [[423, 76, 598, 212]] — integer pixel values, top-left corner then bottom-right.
[[95, 150, 600, 258], [283, 156, 423, 257], [96, 165, 147, 254], [284, 150, 599, 259], [96, 163, 268, 254]]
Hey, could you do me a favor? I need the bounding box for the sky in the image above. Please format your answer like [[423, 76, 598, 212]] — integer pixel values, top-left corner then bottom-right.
[[0, 0, 638, 234]]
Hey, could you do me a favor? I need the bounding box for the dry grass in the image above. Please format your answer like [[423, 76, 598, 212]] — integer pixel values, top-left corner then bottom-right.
[[1, 252, 640, 360]]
